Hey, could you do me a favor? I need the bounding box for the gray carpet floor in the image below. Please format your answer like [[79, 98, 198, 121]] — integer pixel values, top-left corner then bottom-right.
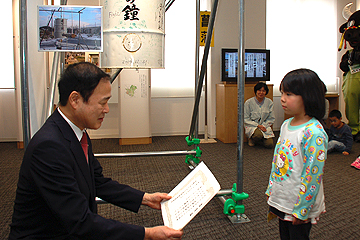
[[1, 134, 360, 239]]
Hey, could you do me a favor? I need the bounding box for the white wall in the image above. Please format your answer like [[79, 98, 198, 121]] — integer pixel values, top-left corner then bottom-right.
[[208, 0, 267, 137], [27, 0, 49, 137], [151, 96, 205, 136], [0, 90, 18, 141], [1, 0, 48, 142], [0, 0, 20, 142], [1, 0, 352, 142], [151, 0, 267, 138]]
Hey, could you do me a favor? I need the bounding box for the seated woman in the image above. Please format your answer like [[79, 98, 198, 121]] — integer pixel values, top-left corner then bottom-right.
[[244, 82, 275, 148]]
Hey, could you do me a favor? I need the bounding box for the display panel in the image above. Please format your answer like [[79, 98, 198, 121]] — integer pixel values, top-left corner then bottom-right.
[[221, 48, 270, 82], [38, 5, 103, 52]]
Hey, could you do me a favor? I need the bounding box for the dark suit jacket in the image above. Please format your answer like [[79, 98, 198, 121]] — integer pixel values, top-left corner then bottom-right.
[[9, 110, 145, 240]]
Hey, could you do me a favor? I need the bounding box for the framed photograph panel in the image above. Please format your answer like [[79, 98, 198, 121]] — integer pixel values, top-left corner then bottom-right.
[[38, 5, 103, 52]]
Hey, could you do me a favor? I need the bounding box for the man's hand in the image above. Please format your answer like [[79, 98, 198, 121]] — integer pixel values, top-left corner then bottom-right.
[[144, 226, 183, 240], [142, 192, 171, 210]]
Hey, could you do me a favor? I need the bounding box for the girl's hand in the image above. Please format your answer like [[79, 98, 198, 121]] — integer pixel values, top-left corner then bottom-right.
[[292, 217, 307, 225]]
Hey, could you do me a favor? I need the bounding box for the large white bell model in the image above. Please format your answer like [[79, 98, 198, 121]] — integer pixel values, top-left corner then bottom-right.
[[100, 0, 165, 69]]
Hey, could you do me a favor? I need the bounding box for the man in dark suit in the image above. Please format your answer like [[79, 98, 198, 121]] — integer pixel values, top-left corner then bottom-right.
[[9, 62, 183, 240]]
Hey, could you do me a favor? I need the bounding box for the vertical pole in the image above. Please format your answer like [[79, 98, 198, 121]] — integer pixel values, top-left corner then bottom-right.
[[47, 52, 59, 117], [236, 0, 245, 201], [20, 0, 31, 148], [47, 0, 67, 118], [194, 0, 200, 139], [204, 69, 208, 140], [165, 0, 176, 11], [78, 11, 81, 48], [60, 0, 67, 73], [189, 0, 219, 138], [111, 69, 123, 84]]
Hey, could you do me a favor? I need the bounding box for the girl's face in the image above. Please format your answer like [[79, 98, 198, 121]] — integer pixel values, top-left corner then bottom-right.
[[280, 91, 305, 117]]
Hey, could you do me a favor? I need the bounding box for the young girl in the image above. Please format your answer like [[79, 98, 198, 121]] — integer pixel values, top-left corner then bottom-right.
[[265, 69, 328, 240]]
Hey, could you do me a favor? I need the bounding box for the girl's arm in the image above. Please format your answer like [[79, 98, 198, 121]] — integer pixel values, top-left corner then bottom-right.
[[292, 124, 327, 221]]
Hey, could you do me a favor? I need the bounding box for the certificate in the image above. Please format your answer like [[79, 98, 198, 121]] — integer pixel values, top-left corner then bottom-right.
[[161, 161, 220, 230]]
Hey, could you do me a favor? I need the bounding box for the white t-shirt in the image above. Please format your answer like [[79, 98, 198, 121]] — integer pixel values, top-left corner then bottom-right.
[[266, 117, 328, 221]]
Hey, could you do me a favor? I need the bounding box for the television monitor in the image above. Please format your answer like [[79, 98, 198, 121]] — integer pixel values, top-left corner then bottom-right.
[[221, 48, 270, 82]]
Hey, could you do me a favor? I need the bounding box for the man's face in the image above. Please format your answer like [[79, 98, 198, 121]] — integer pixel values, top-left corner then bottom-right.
[[77, 78, 112, 130], [329, 116, 342, 129]]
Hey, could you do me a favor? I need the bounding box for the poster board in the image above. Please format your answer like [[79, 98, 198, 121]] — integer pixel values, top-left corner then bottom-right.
[[38, 5, 103, 52]]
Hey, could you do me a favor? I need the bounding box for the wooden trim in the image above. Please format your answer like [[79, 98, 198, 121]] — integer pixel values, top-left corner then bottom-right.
[[119, 137, 152, 145], [216, 83, 273, 143], [17, 141, 24, 149]]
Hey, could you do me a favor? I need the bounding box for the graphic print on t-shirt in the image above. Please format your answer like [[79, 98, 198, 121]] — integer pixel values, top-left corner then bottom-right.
[[272, 142, 295, 182]]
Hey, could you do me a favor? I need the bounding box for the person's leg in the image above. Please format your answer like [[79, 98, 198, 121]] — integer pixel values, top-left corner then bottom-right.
[[279, 219, 312, 240], [333, 141, 346, 152], [327, 140, 335, 152], [279, 219, 290, 240], [248, 137, 255, 146], [288, 221, 312, 240], [263, 137, 274, 149], [343, 74, 360, 136], [328, 140, 346, 153], [251, 128, 263, 145]]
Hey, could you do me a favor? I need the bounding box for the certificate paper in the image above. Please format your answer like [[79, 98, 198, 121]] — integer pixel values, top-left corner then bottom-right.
[[161, 161, 220, 230]]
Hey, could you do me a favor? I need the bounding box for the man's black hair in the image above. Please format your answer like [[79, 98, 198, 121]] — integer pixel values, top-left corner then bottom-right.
[[58, 62, 110, 106], [329, 109, 342, 119]]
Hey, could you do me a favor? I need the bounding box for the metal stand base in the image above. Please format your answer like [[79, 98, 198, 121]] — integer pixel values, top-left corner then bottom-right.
[[227, 214, 251, 224]]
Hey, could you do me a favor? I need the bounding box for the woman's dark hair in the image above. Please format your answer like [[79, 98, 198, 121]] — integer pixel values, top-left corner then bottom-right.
[[58, 62, 110, 106], [280, 68, 326, 120], [254, 82, 269, 95]]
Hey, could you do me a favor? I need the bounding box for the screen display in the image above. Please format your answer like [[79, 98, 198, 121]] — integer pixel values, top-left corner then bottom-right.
[[244, 52, 268, 78], [222, 49, 270, 82], [224, 51, 238, 78]]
